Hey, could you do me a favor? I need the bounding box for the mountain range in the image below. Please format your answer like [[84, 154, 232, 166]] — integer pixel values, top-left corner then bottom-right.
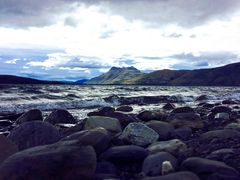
[[85, 62, 240, 86], [0, 62, 240, 86]]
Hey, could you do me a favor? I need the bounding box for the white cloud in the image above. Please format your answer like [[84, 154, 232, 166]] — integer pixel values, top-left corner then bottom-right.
[[5, 58, 20, 64]]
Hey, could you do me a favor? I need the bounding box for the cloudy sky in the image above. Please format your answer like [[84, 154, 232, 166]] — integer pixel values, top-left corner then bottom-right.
[[0, 0, 240, 81]]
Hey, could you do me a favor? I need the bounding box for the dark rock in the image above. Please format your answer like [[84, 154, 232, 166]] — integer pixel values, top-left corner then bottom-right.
[[200, 129, 240, 142], [137, 110, 167, 122], [16, 109, 43, 124], [171, 127, 192, 140], [61, 127, 110, 154], [95, 161, 118, 175], [167, 113, 204, 129], [44, 109, 76, 125], [0, 141, 96, 180], [211, 106, 232, 114], [171, 106, 195, 114], [196, 95, 208, 101], [214, 113, 230, 120], [0, 134, 18, 163], [84, 116, 122, 135], [148, 139, 187, 156], [202, 103, 215, 109], [121, 122, 159, 146], [142, 171, 200, 180], [100, 145, 148, 163], [142, 152, 178, 176], [146, 120, 174, 140], [0, 113, 23, 121], [87, 107, 115, 116], [60, 121, 85, 137], [116, 105, 133, 112], [162, 103, 176, 110], [225, 123, 240, 131], [222, 100, 238, 105], [8, 121, 61, 150], [0, 120, 13, 128], [105, 111, 140, 128], [181, 157, 239, 179]]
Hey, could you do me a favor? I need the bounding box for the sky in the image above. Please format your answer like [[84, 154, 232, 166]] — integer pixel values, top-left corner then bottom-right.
[[0, 0, 240, 81]]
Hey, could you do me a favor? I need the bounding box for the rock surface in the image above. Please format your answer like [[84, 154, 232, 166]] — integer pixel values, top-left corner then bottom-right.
[[142, 171, 200, 180], [44, 109, 76, 125], [16, 109, 43, 124], [0, 134, 18, 163]]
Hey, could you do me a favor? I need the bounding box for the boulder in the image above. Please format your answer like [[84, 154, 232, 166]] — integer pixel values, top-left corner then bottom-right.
[[0, 141, 96, 180], [167, 113, 203, 129], [171, 106, 194, 114], [146, 120, 174, 140], [87, 107, 115, 116], [84, 116, 122, 134], [222, 100, 238, 105], [196, 95, 208, 101], [0, 120, 13, 128], [171, 127, 192, 140], [121, 122, 159, 146], [162, 103, 176, 110], [16, 109, 43, 124], [142, 171, 200, 180], [61, 127, 110, 154], [8, 121, 61, 150], [100, 145, 148, 163], [116, 105, 133, 112], [0, 134, 18, 163], [148, 139, 187, 156], [181, 157, 239, 179], [142, 152, 178, 176], [44, 109, 76, 125], [211, 106, 232, 114], [200, 129, 240, 142], [137, 110, 167, 122], [225, 123, 240, 131], [214, 113, 230, 120]]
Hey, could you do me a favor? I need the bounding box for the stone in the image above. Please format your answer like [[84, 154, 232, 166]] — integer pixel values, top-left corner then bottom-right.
[[142, 152, 178, 176], [142, 171, 200, 180], [162, 103, 176, 110], [200, 129, 240, 142], [121, 122, 159, 146], [137, 110, 167, 122], [0, 120, 12, 128], [44, 109, 76, 125], [171, 106, 194, 114], [167, 113, 203, 129], [84, 116, 122, 134], [100, 145, 148, 163], [171, 127, 192, 140], [181, 157, 239, 179], [16, 109, 43, 124], [196, 95, 208, 101], [87, 107, 115, 116], [148, 139, 187, 156], [211, 106, 232, 114], [225, 123, 240, 131], [95, 161, 118, 175], [146, 120, 174, 140], [61, 127, 110, 154], [0, 141, 96, 180], [222, 100, 238, 105], [116, 105, 133, 112], [214, 113, 230, 120], [8, 121, 61, 150], [0, 134, 18, 163]]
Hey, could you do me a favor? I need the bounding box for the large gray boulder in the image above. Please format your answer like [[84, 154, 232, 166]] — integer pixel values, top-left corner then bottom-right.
[[121, 122, 159, 146], [8, 121, 61, 150], [0, 141, 96, 180]]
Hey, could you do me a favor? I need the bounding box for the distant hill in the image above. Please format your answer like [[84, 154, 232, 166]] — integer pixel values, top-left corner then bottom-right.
[[0, 75, 62, 84], [85, 62, 240, 86], [85, 66, 144, 84]]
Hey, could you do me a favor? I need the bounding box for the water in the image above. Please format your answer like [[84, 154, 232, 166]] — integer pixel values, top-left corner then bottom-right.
[[0, 85, 240, 119]]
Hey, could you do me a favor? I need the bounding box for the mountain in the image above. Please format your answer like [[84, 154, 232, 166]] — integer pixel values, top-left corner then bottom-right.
[[85, 62, 240, 86], [85, 66, 144, 84], [0, 75, 62, 84]]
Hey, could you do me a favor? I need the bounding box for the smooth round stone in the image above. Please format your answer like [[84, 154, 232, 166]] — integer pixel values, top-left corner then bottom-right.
[[99, 145, 149, 163], [121, 122, 159, 146], [16, 109, 43, 124], [146, 120, 174, 140], [44, 109, 76, 125], [181, 157, 239, 178], [8, 121, 61, 150], [142, 152, 178, 176], [142, 171, 200, 180], [0, 141, 96, 180], [0, 134, 18, 163], [171, 127, 192, 140], [148, 139, 187, 156], [84, 116, 122, 134], [200, 129, 240, 142], [137, 110, 167, 122]]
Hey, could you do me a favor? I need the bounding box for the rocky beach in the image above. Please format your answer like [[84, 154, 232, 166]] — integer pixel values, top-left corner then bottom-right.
[[0, 85, 240, 179]]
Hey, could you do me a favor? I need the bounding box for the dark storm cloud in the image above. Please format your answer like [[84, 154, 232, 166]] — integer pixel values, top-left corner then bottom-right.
[[1, 0, 240, 28]]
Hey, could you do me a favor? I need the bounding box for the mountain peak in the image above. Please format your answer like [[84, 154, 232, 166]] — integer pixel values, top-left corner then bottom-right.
[[110, 66, 140, 72]]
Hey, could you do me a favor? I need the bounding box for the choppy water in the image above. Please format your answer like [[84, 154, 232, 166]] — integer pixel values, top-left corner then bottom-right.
[[0, 85, 240, 119]]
